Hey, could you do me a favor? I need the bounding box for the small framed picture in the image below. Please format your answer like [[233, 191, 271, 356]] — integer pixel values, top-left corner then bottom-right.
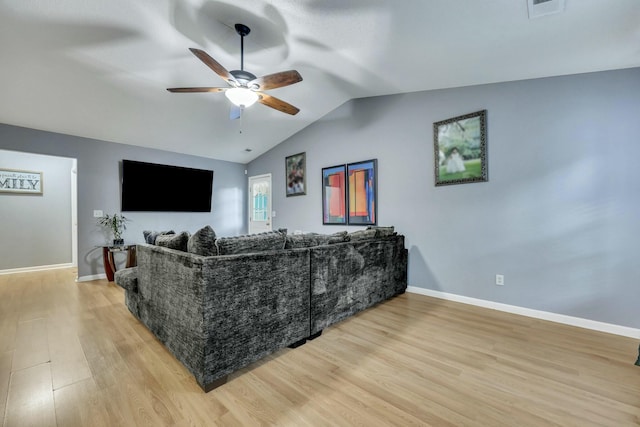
[[285, 152, 306, 197], [347, 159, 377, 225], [434, 110, 487, 186], [322, 164, 347, 225]]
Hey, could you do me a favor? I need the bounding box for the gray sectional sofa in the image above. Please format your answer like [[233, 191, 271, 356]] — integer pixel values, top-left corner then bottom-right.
[[115, 227, 407, 392]]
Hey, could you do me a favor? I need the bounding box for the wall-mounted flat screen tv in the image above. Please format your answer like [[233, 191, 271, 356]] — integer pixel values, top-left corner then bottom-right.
[[121, 159, 213, 212]]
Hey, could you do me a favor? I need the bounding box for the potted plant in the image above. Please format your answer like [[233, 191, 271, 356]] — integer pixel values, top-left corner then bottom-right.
[[97, 213, 129, 245]]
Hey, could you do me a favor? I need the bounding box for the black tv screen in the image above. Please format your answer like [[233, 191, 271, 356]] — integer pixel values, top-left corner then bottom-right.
[[121, 160, 213, 212]]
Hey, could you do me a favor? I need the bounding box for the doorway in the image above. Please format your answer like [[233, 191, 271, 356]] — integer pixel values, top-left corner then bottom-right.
[[248, 174, 272, 234], [0, 149, 78, 273]]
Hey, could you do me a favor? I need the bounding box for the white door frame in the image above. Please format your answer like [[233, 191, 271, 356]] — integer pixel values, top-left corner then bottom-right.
[[248, 173, 272, 234], [71, 159, 78, 268]]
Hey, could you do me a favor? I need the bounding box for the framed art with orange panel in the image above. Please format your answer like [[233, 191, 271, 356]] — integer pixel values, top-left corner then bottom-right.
[[347, 159, 377, 226], [322, 164, 347, 225]]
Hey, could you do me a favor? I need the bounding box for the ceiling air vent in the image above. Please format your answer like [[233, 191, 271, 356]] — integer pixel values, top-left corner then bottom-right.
[[527, 0, 565, 19]]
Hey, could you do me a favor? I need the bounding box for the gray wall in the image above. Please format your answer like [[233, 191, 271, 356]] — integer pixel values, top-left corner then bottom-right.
[[248, 67, 640, 329], [0, 124, 247, 280], [0, 149, 74, 270]]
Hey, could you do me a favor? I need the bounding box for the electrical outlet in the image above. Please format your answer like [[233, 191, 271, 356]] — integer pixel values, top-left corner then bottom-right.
[[496, 274, 504, 286], [93, 210, 103, 218]]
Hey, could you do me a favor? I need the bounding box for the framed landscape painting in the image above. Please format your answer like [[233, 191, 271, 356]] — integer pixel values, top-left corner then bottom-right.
[[285, 152, 306, 197], [434, 110, 487, 186], [347, 159, 377, 225], [322, 164, 346, 225]]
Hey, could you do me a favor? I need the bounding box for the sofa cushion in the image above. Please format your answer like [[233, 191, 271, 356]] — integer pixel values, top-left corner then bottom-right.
[[216, 231, 286, 255], [285, 231, 349, 249], [367, 225, 396, 237], [348, 229, 377, 242], [156, 231, 190, 252], [143, 230, 175, 245], [187, 225, 217, 256]]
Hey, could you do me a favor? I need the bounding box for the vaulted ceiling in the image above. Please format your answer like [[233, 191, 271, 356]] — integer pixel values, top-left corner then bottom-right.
[[1, 0, 639, 163]]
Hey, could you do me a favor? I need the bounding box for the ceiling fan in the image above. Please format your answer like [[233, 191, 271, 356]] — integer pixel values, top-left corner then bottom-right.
[[167, 23, 302, 116]]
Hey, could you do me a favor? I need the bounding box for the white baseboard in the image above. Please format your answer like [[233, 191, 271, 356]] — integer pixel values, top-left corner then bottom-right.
[[407, 286, 640, 339], [0, 263, 74, 276], [77, 273, 107, 283]]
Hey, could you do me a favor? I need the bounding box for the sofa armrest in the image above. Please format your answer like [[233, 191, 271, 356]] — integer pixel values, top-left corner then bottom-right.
[[114, 266, 138, 293], [201, 248, 311, 386], [309, 235, 407, 334], [134, 244, 311, 391]]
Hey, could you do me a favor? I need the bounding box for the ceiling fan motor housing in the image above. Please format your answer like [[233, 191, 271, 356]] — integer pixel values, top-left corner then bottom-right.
[[230, 70, 258, 88]]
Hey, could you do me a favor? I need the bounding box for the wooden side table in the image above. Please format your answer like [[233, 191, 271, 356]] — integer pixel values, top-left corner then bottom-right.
[[102, 244, 137, 282]]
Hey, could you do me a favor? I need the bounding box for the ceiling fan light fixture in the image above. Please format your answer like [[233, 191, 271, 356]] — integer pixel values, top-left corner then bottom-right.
[[225, 87, 259, 108]]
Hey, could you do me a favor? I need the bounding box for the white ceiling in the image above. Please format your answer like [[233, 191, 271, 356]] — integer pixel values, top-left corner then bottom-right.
[[1, 0, 639, 163]]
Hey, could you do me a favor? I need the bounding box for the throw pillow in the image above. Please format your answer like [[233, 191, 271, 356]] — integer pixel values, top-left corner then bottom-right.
[[366, 225, 396, 237], [285, 231, 349, 249], [142, 230, 175, 245], [348, 229, 377, 242], [328, 230, 350, 244], [187, 225, 217, 256], [216, 231, 286, 255], [156, 231, 190, 252]]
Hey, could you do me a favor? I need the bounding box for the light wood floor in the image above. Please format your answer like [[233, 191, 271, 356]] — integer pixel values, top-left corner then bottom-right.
[[1, 268, 639, 426]]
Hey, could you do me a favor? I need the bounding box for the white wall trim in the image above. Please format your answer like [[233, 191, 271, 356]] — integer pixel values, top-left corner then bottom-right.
[[0, 263, 74, 276], [77, 273, 107, 283], [408, 286, 640, 339]]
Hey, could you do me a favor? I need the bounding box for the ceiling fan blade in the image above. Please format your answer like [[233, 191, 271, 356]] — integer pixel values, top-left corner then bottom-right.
[[257, 93, 300, 115], [188, 48, 236, 86], [167, 87, 227, 93], [250, 70, 303, 91]]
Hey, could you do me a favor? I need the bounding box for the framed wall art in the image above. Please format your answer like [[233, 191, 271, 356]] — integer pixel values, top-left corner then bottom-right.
[[347, 159, 377, 225], [285, 152, 306, 197], [434, 110, 487, 186], [0, 168, 43, 195], [322, 164, 346, 225]]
